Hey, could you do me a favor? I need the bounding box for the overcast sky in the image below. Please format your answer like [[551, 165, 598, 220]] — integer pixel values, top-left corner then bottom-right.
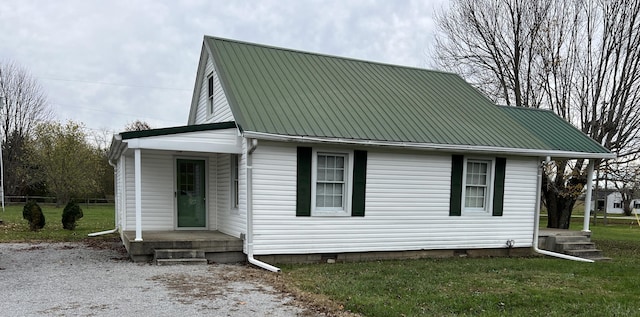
[[0, 0, 450, 137]]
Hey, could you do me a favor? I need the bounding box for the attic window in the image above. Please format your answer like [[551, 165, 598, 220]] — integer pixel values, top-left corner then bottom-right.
[[207, 74, 214, 116]]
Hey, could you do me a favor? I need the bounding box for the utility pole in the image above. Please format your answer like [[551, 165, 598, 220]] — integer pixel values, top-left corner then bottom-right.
[[0, 94, 4, 212]]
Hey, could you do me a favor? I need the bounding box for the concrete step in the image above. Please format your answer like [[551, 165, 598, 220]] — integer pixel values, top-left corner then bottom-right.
[[156, 258, 208, 266], [565, 249, 605, 259], [553, 235, 590, 243], [154, 249, 207, 265], [556, 241, 596, 252], [154, 249, 205, 260]]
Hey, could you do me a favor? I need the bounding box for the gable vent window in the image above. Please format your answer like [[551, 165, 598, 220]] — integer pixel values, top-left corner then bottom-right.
[[231, 154, 239, 209], [207, 74, 214, 116]]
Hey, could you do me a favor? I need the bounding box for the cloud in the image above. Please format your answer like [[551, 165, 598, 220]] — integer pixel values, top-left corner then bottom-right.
[[0, 0, 449, 134]]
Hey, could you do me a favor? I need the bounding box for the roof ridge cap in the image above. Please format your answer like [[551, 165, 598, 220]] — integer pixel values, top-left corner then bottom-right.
[[203, 35, 459, 76]]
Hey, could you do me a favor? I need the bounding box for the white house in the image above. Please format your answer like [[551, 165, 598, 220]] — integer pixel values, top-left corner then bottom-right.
[[592, 191, 640, 214], [108, 36, 615, 267]]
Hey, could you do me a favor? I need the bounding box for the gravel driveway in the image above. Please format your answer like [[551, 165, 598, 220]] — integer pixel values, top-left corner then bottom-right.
[[0, 240, 316, 317]]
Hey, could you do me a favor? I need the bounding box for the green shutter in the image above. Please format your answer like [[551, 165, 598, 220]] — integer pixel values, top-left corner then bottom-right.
[[492, 157, 506, 216], [296, 147, 312, 216], [449, 155, 464, 216], [352, 150, 367, 217]]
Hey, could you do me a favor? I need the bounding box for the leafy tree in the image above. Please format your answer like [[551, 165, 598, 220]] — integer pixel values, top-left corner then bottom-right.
[[434, 0, 640, 228], [31, 121, 104, 206], [0, 60, 53, 195]]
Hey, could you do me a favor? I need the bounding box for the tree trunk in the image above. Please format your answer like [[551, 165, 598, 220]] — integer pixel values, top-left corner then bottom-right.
[[542, 170, 579, 229]]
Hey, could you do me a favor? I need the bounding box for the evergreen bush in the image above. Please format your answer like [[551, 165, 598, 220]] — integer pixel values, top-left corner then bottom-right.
[[62, 202, 83, 230], [22, 201, 45, 231]]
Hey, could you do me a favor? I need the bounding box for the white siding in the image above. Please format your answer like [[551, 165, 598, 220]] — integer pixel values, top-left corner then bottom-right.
[[122, 150, 220, 231], [193, 55, 234, 124], [124, 155, 134, 231], [216, 149, 247, 238], [208, 155, 218, 229], [251, 142, 538, 255], [123, 152, 175, 230], [115, 155, 125, 231]]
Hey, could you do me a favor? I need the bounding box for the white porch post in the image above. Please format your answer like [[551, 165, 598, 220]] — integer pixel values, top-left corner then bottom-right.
[[583, 159, 595, 233], [134, 148, 143, 241]]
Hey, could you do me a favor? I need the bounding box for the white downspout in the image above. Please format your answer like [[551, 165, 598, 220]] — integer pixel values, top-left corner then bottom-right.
[[246, 138, 281, 272], [533, 157, 594, 263], [88, 158, 119, 237]]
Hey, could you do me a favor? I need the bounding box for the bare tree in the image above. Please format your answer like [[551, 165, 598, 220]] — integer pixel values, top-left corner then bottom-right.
[[124, 120, 152, 132], [434, 0, 640, 228], [607, 163, 640, 216], [0, 60, 54, 195]]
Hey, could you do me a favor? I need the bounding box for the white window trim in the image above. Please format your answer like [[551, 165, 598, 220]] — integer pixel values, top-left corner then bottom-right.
[[230, 154, 239, 212], [310, 148, 354, 217], [461, 157, 495, 215]]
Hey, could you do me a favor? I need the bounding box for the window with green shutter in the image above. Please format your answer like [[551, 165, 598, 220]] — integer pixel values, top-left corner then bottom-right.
[[296, 147, 367, 217], [449, 155, 506, 216]]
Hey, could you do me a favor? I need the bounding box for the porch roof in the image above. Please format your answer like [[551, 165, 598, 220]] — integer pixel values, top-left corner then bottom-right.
[[109, 121, 242, 160]]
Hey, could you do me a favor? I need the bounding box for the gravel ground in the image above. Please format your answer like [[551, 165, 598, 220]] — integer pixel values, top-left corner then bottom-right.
[[0, 241, 317, 317]]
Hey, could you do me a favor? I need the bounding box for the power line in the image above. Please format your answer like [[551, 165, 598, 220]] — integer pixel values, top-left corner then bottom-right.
[[39, 76, 191, 91]]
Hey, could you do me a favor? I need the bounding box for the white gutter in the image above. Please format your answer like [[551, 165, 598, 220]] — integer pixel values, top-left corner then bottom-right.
[[532, 157, 594, 263], [245, 138, 281, 272], [88, 158, 119, 237], [242, 131, 616, 160]]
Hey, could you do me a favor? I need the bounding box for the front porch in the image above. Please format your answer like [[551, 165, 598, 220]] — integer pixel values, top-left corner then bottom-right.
[[122, 230, 245, 263]]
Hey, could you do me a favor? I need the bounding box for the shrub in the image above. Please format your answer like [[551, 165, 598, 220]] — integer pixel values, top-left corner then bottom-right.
[[62, 202, 83, 230], [22, 201, 45, 231]]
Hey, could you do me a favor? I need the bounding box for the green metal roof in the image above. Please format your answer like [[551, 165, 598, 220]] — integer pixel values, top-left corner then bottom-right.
[[497, 106, 610, 154], [205, 36, 612, 156]]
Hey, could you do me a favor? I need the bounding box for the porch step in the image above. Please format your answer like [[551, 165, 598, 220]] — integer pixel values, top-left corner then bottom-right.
[[542, 232, 611, 261], [154, 249, 208, 265], [156, 258, 209, 266], [555, 241, 596, 252], [564, 249, 611, 261]]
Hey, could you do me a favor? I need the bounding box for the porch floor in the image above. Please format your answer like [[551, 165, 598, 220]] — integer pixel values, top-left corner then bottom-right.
[[122, 230, 245, 263]]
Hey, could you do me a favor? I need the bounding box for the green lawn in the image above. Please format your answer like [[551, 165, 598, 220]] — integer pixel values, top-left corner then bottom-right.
[[0, 204, 115, 242], [3, 203, 640, 316], [280, 222, 640, 317]]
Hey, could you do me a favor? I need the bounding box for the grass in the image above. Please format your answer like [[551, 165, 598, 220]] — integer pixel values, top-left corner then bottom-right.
[[280, 221, 640, 317], [2, 203, 639, 316], [0, 204, 115, 242]]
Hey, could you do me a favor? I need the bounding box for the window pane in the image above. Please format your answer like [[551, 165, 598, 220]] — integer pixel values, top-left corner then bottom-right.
[[336, 156, 344, 168], [326, 167, 335, 181], [316, 193, 324, 207], [335, 169, 343, 181], [334, 183, 343, 195], [317, 168, 326, 181], [327, 156, 335, 168], [333, 195, 343, 207]]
